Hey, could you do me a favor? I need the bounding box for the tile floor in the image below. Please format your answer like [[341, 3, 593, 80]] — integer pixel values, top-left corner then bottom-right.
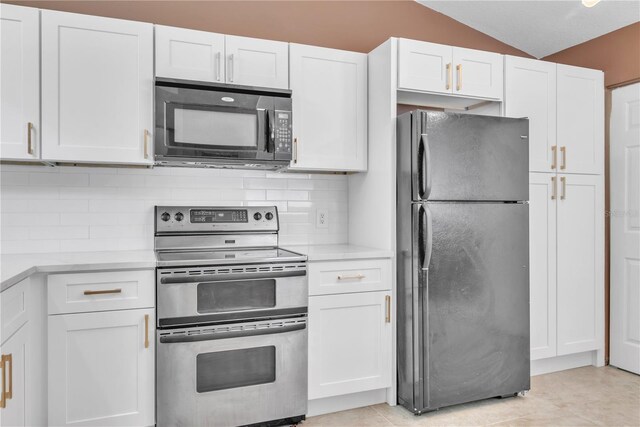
[[305, 366, 640, 426]]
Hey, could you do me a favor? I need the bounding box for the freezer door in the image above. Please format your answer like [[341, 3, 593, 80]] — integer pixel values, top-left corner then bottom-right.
[[414, 202, 530, 411], [413, 111, 529, 202]]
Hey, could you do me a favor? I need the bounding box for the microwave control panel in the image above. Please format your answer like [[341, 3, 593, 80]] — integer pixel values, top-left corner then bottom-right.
[[274, 111, 292, 154]]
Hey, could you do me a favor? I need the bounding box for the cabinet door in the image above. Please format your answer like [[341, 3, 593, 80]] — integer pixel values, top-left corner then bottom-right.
[[529, 173, 557, 360], [289, 44, 367, 171], [398, 39, 452, 94], [225, 35, 288, 89], [0, 4, 39, 161], [41, 11, 153, 165], [0, 324, 28, 427], [557, 64, 604, 175], [155, 25, 225, 82], [308, 291, 391, 399], [557, 174, 604, 355], [48, 309, 155, 426], [505, 57, 557, 173], [452, 47, 503, 99]]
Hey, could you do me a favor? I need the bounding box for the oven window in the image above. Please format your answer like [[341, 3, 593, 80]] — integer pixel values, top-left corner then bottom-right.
[[173, 107, 257, 147], [197, 279, 276, 313], [196, 346, 276, 392]]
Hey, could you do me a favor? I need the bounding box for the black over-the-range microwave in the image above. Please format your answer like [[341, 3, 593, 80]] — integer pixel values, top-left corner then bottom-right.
[[154, 78, 293, 170]]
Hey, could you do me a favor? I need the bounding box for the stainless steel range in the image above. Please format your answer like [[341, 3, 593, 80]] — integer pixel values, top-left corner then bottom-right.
[[154, 206, 308, 427]]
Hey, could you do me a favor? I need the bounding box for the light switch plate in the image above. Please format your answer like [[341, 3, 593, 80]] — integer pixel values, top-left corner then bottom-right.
[[316, 209, 329, 229]]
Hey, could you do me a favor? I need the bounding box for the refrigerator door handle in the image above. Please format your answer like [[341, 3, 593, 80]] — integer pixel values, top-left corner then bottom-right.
[[420, 205, 433, 270], [419, 134, 431, 199]]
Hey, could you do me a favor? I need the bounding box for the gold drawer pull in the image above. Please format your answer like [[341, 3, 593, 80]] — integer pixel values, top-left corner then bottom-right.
[[560, 146, 566, 170], [83, 288, 122, 296], [385, 295, 391, 323], [456, 64, 462, 91], [551, 176, 557, 200], [144, 129, 150, 159], [551, 145, 557, 170], [446, 63, 452, 90], [144, 314, 150, 349], [337, 274, 366, 281], [0, 353, 11, 408], [560, 176, 566, 200]]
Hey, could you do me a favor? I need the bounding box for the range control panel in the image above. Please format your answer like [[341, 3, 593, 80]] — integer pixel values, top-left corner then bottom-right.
[[155, 206, 279, 234]]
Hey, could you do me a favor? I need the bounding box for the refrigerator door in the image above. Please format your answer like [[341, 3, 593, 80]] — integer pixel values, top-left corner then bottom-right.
[[411, 111, 529, 202], [414, 202, 530, 411]]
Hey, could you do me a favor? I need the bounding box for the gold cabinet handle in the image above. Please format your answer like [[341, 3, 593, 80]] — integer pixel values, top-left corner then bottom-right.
[[456, 64, 462, 91], [560, 176, 566, 200], [385, 295, 391, 323], [0, 355, 6, 408], [551, 145, 557, 170], [215, 52, 221, 81], [293, 137, 298, 164], [337, 273, 366, 280], [551, 176, 557, 200], [144, 129, 150, 159], [445, 63, 452, 90], [27, 122, 34, 155], [144, 314, 149, 349], [228, 54, 234, 82], [83, 288, 122, 296], [560, 146, 566, 170], [5, 355, 11, 401]]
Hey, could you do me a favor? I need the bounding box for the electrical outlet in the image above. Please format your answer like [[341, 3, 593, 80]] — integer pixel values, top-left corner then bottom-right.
[[316, 209, 329, 229]]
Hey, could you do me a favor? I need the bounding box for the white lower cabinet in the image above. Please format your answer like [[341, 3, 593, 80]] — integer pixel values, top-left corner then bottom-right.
[[529, 172, 604, 362], [48, 308, 155, 427], [556, 174, 604, 355], [0, 324, 28, 427], [308, 291, 392, 399]]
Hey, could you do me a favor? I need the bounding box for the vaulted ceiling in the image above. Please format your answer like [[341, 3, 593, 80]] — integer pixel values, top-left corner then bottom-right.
[[418, 0, 640, 58]]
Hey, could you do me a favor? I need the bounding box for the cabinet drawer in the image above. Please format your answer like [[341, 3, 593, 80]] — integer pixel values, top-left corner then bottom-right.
[[309, 259, 391, 296], [1, 278, 29, 345], [48, 270, 155, 315]]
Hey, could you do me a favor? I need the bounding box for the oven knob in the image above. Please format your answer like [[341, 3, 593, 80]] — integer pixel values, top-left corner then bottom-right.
[[160, 212, 171, 222], [253, 212, 262, 221], [175, 212, 184, 222], [265, 212, 273, 220]]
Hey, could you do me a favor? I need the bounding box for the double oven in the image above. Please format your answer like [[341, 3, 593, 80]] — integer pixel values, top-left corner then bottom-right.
[[155, 206, 308, 427]]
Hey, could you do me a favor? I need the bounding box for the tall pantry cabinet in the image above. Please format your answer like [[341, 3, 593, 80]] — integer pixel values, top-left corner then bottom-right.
[[505, 57, 605, 366]]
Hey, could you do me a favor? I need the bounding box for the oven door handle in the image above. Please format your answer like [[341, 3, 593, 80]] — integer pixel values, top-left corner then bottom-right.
[[159, 322, 306, 344], [159, 269, 306, 285]]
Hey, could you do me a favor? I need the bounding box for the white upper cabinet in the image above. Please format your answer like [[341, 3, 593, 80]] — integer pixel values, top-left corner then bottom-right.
[[289, 44, 367, 171], [0, 4, 40, 161], [397, 39, 503, 100], [452, 47, 503, 99], [41, 10, 153, 165], [505, 56, 557, 173], [155, 25, 225, 82], [556, 174, 604, 356], [225, 35, 288, 89], [398, 39, 452, 94], [557, 64, 604, 175], [529, 173, 558, 360]]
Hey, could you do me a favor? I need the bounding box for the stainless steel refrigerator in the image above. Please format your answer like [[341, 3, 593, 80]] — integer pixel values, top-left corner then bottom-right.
[[396, 110, 530, 414]]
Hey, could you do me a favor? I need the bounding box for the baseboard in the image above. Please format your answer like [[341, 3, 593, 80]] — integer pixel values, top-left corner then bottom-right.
[[531, 351, 597, 376], [307, 389, 388, 417]]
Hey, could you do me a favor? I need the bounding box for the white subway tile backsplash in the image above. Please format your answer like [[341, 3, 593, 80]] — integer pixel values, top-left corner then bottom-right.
[[0, 165, 348, 254]]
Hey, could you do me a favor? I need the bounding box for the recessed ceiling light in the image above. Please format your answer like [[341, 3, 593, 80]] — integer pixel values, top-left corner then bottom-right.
[[582, 0, 601, 7]]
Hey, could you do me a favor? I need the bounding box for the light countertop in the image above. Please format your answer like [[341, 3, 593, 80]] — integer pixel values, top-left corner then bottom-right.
[[282, 244, 393, 262], [1, 244, 392, 292], [1, 250, 157, 292]]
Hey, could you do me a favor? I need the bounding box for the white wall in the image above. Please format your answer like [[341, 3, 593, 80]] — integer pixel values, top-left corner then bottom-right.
[[0, 164, 348, 254]]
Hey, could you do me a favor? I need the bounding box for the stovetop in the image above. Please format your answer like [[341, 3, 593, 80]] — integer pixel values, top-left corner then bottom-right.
[[155, 247, 307, 268]]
